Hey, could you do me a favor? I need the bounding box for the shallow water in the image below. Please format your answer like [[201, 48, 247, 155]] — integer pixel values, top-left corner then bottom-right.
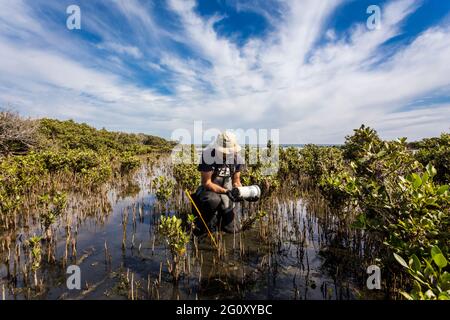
[[0, 158, 380, 300]]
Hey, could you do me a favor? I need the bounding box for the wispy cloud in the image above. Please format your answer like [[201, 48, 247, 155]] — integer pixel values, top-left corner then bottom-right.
[[97, 42, 143, 59], [0, 0, 449, 142]]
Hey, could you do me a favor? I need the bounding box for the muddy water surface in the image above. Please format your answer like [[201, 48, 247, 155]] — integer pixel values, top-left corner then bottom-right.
[[0, 158, 380, 300]]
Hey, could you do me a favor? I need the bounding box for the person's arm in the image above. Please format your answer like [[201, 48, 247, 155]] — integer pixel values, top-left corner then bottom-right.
[[232, 171, 242, 188], [201, 171, 228, 193]]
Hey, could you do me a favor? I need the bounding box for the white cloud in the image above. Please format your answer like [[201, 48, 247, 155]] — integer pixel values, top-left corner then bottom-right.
[[161, 0, 450, 143], [97, 42, 143, 59], [0, 0, 449, 143]]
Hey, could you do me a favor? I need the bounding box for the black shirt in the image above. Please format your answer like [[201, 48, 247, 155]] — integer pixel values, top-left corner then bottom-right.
[[198, 148, 244, 179]]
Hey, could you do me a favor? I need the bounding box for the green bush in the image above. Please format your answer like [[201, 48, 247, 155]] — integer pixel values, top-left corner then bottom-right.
[[278, 147, 302, 179], [279, 125, 450, 299], [173, 163, 200, 193], [38, 191, 67, 237], [241, 145, 280, 196], [152, 176, 174, 202], [394, 246, 449, 300], [119, 152, 141, 175], [385, 165, 450, 256], [172, 148, 201, 192], [413, 133, 450, 184], [38, 118, 175, 154], [342, 124, 382, 164], [159, 215, 190, 282], [0, 150, 112, 216]]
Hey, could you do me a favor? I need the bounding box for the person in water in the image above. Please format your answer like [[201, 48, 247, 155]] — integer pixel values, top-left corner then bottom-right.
[[193, 131, 244, 234]]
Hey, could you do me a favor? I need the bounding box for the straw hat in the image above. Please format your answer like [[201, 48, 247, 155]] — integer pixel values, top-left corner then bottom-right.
[[213, 131, 241, 154]]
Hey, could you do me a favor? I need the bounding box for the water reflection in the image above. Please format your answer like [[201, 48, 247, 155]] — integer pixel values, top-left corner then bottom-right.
[[0, 157, 379, 300]]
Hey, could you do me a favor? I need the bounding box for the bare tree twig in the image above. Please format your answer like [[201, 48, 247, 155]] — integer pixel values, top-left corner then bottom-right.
[[0, 108, 38, 156]]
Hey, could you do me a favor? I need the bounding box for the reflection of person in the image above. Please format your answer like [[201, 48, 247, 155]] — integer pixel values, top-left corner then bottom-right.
[[193, 131, 243, 234]]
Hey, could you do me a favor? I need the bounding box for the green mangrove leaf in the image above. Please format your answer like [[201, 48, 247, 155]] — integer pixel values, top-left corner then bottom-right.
[[432, 253, 448, 270], [437, 185, 449, 195], [410, 254, 421, 272], [394, 253, 408, 269]]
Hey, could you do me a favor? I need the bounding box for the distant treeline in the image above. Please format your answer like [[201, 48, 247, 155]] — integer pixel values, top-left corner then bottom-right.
[[0, 110, 176, 220], [0, 110, 176, 156]]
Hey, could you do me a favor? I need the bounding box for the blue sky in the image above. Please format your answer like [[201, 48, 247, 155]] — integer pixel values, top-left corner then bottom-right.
[[0, 0, 449, 143]]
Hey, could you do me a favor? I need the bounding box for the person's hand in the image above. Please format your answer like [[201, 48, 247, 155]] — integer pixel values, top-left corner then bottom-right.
[[226, 190, 239, 202], [246, 196, 259, 202]]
